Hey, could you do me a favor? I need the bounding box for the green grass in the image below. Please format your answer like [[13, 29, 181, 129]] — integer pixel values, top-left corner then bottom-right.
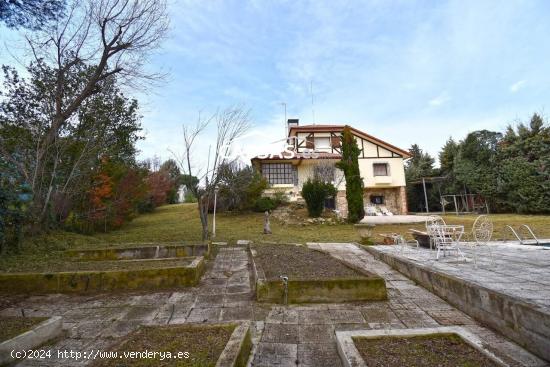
[[1, 203, 549, 272]]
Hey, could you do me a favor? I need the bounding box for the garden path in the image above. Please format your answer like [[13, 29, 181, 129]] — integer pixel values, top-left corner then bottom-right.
[[1, 245, 546, 366]]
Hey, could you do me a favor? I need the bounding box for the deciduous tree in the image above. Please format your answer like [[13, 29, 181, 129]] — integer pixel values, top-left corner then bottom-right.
[[0, 0, 168, 225], [173, 107, 252, 240], [0, 0, 65, 29]]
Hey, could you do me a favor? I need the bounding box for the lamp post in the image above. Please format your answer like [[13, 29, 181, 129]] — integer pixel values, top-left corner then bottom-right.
[[212, 187, 218, 238]]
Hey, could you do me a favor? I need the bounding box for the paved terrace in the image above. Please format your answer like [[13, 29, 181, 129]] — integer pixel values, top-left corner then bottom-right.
[[1, 244, 547, 366], [365, 242, 550, 361], [369, 242, 550, 311]]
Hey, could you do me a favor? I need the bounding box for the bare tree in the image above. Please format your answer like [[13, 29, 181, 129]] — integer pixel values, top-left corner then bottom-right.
[[313, 160, 337, 183], [173, 107, 252, 241], [7, 0, 168, 223]]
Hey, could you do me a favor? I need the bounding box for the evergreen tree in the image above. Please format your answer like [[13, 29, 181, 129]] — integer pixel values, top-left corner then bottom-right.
[[498, 113, 550, 213], [439, 138, 458, 175], [404, 144, 436, 212], [160, 159, 181, 204], [336, 126, 364, 222], [453, 130, 502, 210]]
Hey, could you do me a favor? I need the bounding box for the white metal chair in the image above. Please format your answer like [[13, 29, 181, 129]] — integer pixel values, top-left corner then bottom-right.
[[379, 205, 394, 216], [471, 215, 494, 268], [393, 234, 419, 255], [425, 215, 446, 250], [365, 205, 378, 216]]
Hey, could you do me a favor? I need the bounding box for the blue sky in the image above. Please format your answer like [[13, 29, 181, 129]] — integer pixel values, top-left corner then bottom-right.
[[2, 0, 550, 166]]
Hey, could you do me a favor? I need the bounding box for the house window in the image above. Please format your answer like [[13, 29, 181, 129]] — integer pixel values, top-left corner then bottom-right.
[[314, 137, 330, 149], [261, 163, 297, 185], [370, 195, 384, 205], [373, 163, 389, 176]]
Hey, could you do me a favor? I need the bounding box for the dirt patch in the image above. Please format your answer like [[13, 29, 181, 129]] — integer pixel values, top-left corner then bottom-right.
[[0, 316, 48, 342], [253, 244, 366, 280], [353, 334, 499, 367], [94, 323, 235, 367], [0, 258, 194, 273]]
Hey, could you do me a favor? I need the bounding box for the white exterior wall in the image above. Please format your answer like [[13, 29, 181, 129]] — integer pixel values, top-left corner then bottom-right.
[[296, 159, 345, 190], [265, 129, 407, 197], [295, 157, 405, 190], [358, 158, 406, 187]]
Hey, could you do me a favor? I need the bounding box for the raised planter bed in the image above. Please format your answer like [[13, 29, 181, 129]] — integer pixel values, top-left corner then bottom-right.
[[336, 327, 506, 367], [65, 243, 212, 261], [0, 257, 205, 294], [250, 244, 387, 303], [0, 316, 63, 365], [93, 322, 251, 367]]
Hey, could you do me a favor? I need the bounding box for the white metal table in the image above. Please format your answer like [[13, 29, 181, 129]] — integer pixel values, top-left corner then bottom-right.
[[429, 224, 466, 261]]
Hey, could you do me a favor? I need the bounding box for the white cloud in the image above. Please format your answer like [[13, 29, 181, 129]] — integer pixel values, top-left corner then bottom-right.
[[509, 80, 526, 93], [429, 93, 451, 107]]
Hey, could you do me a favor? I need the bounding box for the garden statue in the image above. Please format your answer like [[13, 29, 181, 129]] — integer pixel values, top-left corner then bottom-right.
[[263, 211, 272, 234]]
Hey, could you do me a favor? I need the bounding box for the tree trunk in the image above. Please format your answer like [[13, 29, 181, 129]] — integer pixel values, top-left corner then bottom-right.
[[198, 194, 209, 241]]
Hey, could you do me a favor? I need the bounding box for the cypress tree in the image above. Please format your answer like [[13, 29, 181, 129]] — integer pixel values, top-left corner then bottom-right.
[[336, 126, 365, 222]]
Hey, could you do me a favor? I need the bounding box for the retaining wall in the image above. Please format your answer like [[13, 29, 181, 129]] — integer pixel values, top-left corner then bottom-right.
[[364, 247, 550, 362]]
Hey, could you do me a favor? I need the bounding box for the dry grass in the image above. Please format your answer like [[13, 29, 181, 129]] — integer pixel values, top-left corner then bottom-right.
[[1, 204, 549, 271], [0, 316, 48, 341]]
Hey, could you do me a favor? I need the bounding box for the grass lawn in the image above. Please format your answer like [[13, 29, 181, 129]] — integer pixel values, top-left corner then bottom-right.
[[84, 203, 550, 244], [1, 203, 549, 271]]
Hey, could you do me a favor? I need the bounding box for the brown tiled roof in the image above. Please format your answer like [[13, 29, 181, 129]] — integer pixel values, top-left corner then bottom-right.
[[288, 124, 411, 158], [290, 124, 345, 130], [251, 151, 341, 161]]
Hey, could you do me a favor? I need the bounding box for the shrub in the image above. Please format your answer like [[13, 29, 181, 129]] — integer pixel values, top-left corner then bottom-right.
[[215, 163, 268, 212], [272, 189, 289, 206], [301, 178, 337, 217], [254, 197, 277, 212], [184, 191, 197, 203]]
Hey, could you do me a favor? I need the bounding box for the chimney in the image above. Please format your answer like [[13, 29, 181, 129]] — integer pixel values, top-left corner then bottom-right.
[[287, 118, 299, 129]]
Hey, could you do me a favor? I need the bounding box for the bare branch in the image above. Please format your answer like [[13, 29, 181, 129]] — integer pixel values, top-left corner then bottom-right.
[[175, 106, 252, 240]]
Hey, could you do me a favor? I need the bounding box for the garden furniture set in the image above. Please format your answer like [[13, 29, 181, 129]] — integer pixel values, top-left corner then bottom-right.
[[387, 215, 495, 267]]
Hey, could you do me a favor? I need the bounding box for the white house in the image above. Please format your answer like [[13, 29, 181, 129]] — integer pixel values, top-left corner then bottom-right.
[[251, 119, 411, 215]]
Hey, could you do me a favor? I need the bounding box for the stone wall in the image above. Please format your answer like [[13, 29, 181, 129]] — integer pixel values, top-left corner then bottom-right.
[[336, 191, 348, 217], [364, 187, 407, 215], [335, 186, 408, 217]]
